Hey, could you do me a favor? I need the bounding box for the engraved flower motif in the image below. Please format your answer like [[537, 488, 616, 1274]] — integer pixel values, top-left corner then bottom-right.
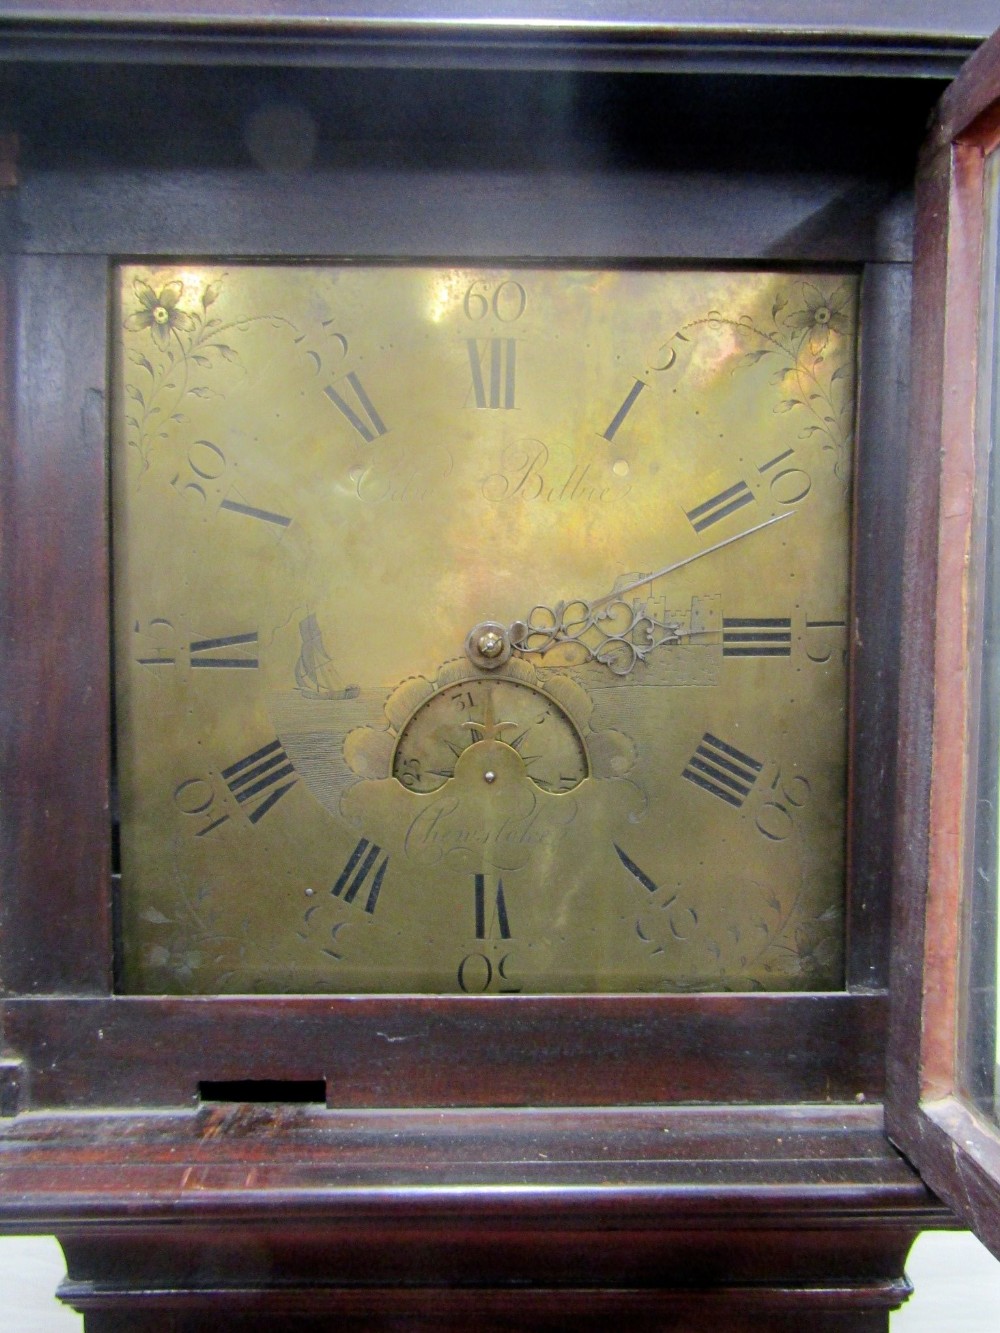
[[147, 939, 203, 984], [124, 278, 196, 349], [784, 282, 850, 350], [792, 917, 840, 980]]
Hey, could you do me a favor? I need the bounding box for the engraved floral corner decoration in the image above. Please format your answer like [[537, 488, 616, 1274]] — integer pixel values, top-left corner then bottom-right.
[[678, 278, 855, 477], [122, 273, 296, 468]]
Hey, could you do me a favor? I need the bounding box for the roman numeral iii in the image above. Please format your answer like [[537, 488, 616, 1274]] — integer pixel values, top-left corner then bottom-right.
[[722, 618, 792, 658]]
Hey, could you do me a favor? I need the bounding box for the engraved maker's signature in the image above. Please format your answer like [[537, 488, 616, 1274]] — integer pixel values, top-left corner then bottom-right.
[[482, 440, 631, 505], [351, 443, 455, 503], [403, 790, 578, 867]]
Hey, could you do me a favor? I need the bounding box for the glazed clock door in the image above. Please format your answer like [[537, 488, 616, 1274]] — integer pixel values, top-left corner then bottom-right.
[[891, 21, 1000, 1261], [112, 266, 855, 998]]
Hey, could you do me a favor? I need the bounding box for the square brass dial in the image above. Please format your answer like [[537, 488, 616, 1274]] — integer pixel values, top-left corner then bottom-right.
[[112, 264, 856, 994]]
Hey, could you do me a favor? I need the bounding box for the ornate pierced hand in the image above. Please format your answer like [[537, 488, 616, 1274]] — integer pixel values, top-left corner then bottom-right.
[[496, 512, 792, 676]]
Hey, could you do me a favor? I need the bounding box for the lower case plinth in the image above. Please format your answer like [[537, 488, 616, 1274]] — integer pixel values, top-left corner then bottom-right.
[[0, 1103, 954, 1332]]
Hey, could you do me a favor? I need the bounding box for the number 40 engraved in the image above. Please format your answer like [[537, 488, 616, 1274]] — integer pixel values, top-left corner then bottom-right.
[[171, 738, 298, 838]]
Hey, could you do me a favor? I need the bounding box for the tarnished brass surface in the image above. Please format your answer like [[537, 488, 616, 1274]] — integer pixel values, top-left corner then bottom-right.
[[113, 265, 856, 994]]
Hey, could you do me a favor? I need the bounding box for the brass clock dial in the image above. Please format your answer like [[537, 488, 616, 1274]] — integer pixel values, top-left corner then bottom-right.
[[391, 674, 590, 794], [112, 264, 856, 994]]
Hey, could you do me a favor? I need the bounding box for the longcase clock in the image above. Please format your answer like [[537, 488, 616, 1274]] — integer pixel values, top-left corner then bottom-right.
[[1, 5, 1000, 1330]]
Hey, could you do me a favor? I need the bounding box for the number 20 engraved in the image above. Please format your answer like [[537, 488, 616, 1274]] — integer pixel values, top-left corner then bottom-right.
[[755, 771, 812, 842]]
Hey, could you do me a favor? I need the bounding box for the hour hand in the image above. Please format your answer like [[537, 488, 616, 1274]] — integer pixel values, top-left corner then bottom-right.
[[507, 589, 690, 677], [504, 512, 792, 677]]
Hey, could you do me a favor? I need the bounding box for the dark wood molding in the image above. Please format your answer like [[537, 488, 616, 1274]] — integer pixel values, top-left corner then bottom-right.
[[0, 1104, 953, 1329], [848, 261, 913, 988], [932, 16, 1000, 147], [0, 4, 989, 78], [10, 171, 914, 264], [887, 18, 1000, 1261], [2, 992, 887, 1110], [0, 254, 113, 996], [885, 139, 949, 1146], [908, 1098, 1000, 1257], [889, 50, 978, 1114], [52, 1287, 921, 1332]]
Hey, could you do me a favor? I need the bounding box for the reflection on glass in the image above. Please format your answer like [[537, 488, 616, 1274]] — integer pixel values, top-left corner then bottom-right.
[[964, 149, 1000, 1125]]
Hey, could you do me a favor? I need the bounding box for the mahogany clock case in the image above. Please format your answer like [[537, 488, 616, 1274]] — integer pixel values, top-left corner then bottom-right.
[[2, 10, 994, 1330], [0, 51, 942, 1111]]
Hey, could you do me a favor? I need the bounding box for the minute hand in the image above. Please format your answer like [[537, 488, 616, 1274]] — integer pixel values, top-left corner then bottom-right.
[[590, 512, 793, 611]]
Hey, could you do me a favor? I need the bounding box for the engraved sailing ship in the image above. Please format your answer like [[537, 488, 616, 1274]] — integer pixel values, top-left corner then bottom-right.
[[294, 613, 360, 700]]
